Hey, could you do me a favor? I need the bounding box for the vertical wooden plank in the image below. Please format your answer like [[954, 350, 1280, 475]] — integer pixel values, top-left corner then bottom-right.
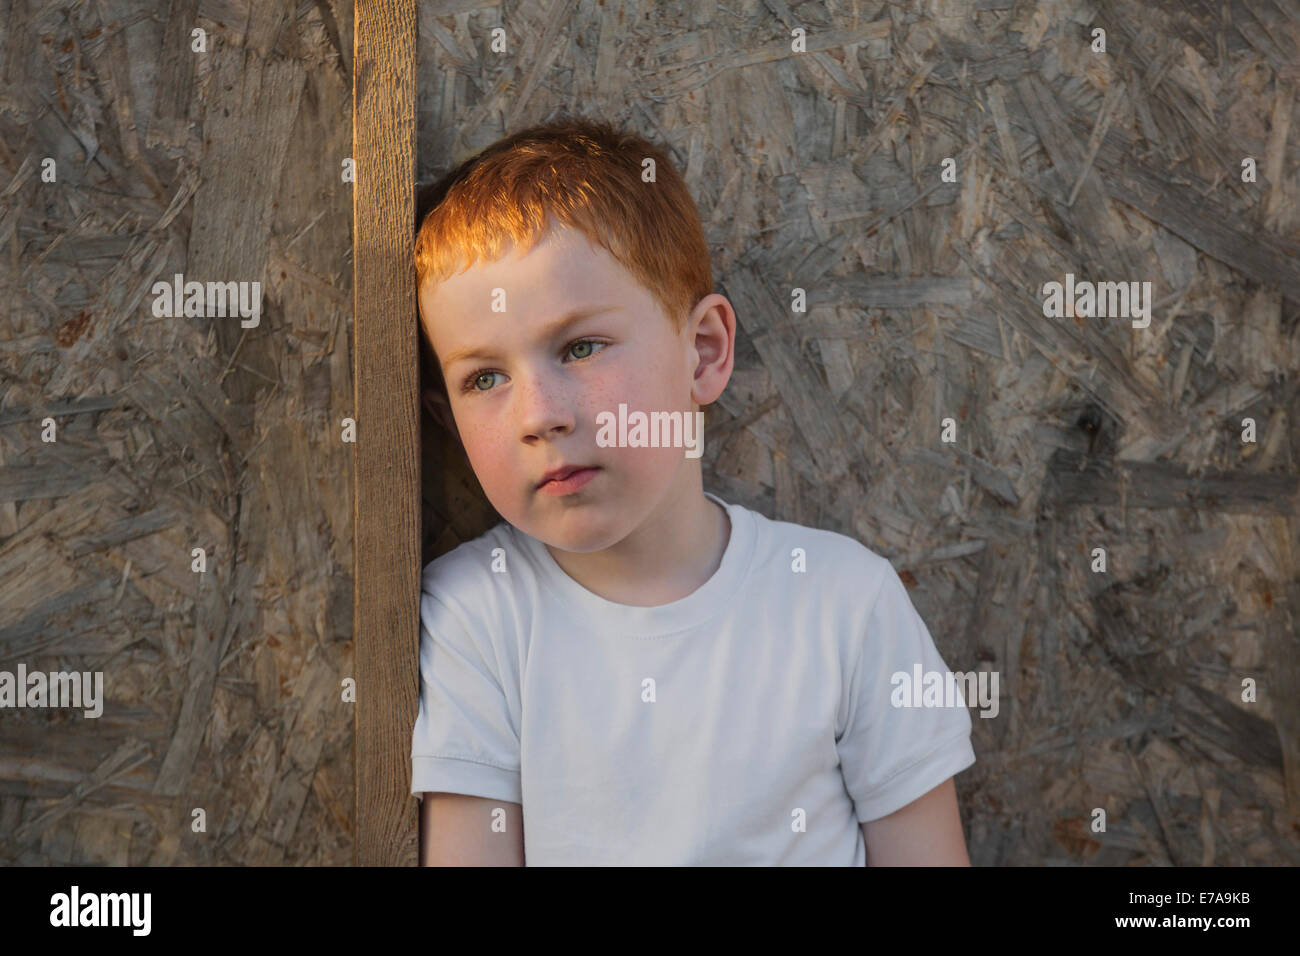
[[353, 0, 419, 866]]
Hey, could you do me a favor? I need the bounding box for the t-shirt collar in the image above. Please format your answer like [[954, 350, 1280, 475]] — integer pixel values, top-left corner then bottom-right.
[[511, 491, 755, 637]]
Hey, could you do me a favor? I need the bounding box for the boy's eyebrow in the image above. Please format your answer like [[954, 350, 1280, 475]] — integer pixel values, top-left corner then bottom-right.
[[439, 304, 618, 370]]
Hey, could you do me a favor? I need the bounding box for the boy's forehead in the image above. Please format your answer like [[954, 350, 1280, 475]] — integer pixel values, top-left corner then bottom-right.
[[467, 225, 608, 284], [422, 225, 643, 329]]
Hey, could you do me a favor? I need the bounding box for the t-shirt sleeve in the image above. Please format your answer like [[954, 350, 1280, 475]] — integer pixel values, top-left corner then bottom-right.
[[836, 560, 977, 823], [410, 588, 522, 805]]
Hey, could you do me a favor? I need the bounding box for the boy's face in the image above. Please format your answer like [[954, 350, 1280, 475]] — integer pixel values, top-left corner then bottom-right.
[[419, 222, 733, 554]]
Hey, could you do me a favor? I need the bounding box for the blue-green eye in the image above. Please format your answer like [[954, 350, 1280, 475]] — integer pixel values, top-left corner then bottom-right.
[[460, 340, 605, 396]]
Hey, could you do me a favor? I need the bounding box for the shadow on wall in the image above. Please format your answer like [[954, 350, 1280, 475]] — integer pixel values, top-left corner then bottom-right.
[[416, 179, 502, 568]]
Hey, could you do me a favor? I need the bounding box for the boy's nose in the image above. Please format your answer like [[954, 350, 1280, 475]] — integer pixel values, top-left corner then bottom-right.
[[515, 375, 576, 440]]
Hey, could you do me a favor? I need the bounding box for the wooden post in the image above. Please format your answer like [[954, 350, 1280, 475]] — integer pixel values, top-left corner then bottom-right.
[[352, 0, 419, 866]]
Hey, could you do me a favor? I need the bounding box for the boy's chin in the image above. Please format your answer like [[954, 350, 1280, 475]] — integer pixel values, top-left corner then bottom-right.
[[522, 511, 623, 555]]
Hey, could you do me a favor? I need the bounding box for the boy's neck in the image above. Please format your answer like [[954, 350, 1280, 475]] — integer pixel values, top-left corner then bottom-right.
[[542, 479, 730, 608]]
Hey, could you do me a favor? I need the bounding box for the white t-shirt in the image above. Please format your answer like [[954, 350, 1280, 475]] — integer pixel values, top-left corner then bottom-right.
[[411, 492, 976, 865]]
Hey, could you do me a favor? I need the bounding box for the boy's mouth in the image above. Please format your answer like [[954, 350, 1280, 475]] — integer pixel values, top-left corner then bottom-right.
[[536, 465, 601, 495]]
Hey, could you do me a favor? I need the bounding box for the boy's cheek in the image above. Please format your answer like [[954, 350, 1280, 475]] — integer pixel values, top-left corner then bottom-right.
[[463, 438, 518, 490]]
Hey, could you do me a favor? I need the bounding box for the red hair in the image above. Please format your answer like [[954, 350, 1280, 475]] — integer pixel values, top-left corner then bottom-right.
[[415, 117, 713, 348]]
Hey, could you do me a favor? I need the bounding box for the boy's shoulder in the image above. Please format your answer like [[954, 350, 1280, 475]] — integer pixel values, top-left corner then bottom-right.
[[419, 502, 904, 619], [744, 503, 897, 597], [420, 518, 523, 605]]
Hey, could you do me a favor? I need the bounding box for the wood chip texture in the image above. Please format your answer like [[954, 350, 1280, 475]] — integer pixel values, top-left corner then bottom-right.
[[1, 0, 1297, 866], [1, 0, 354, 865], [417, 0, 1300, 867]]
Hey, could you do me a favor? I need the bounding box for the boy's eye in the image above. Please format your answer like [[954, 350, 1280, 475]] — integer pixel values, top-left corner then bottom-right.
[[460, 339, 606, 394]]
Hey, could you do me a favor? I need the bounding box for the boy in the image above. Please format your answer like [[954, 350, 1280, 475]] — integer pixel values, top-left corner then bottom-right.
[[411, 118, 976, 866]]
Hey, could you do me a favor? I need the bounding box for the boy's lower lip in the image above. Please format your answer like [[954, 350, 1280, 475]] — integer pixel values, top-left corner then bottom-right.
[[537, 467, 600, 495]]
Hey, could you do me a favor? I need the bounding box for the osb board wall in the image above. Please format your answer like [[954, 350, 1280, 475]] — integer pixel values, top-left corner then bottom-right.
[[0, 0, 355, 864], [417, 0, 1300, 864]]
